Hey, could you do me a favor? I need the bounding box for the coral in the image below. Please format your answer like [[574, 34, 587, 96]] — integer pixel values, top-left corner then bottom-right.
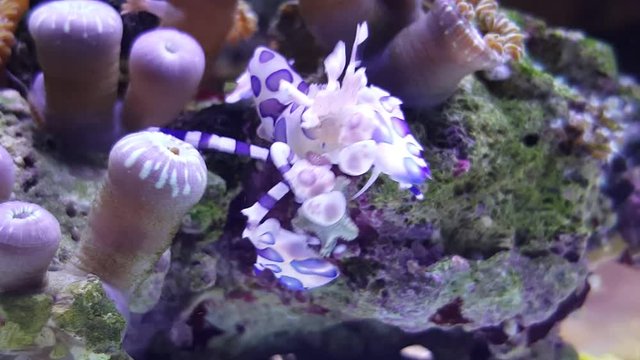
[[122, 28, 205, 131], [121, 0, 238, 60], [74, 131, 207, 292], [226, 0, 259, 44], [293, 0, 524, 107], [28, 0, 123, 152], [0, 201, 61, 293], [0, 0, 29, 69], [0, 143, 14, 201], [366, 0, 523, 107], [297, 0, 421, 57]]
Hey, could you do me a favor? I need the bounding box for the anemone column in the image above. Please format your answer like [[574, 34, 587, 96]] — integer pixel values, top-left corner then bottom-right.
[[75, 131, 207, 293], [298, 0, 420, 57], [367, 0, 520, 107], [0, 202, 61, 293], [28, 0, 123, 151], [122, 29, 205, 131]]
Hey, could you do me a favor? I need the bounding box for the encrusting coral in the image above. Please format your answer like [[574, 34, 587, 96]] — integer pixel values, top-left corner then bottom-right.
[[0, 0, 29, 69], [74, 131, 207, 293], [28, 0, 123, 151], [297, 0, 524, 107], [122, 28, 205, 131], [0, 143, 14, 201], [0, 201, 61, 293]]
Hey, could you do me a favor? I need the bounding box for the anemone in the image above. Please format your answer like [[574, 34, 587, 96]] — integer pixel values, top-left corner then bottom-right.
[[121, 0, 238, 59], [74, 131, 207, 292], [122, 28, 205, 131], [298, 0, 421, 57], [0, 144, 14, 201], [366, 0, 524, 107], [28, 0, 123, 151], [0, 201, 61, 293]]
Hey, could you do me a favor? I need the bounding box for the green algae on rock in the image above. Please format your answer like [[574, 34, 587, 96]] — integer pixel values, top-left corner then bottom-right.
[[52, 276, 127, 356], [0, 294, 53, 351], [364, 75, 605, 256]]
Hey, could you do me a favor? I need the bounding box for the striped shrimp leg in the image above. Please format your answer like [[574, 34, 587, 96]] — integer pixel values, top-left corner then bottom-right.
[[240, 142, 299, 227], [241, 181, 291, 227], [149, 127, 270, 162]]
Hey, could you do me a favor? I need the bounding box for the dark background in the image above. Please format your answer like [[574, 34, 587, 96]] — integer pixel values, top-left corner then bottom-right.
[[502, 0, 640, 77]]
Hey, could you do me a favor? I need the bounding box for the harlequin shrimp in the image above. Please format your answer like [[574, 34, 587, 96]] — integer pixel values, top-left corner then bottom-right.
[[154, 23, 431, 289]]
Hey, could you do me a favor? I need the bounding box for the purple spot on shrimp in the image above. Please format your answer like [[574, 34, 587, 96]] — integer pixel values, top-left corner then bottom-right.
[[258, 232, 276, 245], [256, 247, 284, 262], [266, 69, 294, 92], [251, 76, 261, 97], [259, 49, 275, 63], [298, 81, 309, 94], [259, 98, 287, 120], [391, 117, 411, 136], [197, 132, 211, 148], [291, 259, 338, 278], [262, 264, 282, 273], [274, 117, 287, 142], [279, 275, 305, 290], [235, 142, 250, 156], [372, 127, 393, 144]]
